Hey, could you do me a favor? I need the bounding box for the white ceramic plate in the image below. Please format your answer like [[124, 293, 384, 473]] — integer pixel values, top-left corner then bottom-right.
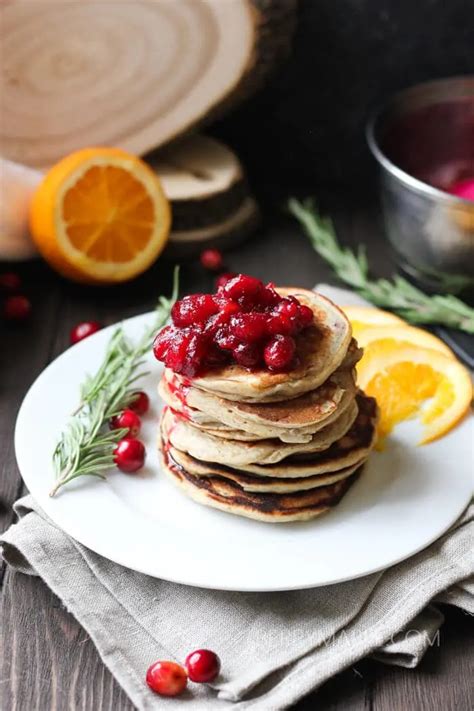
[[15, 313, 473, 591]]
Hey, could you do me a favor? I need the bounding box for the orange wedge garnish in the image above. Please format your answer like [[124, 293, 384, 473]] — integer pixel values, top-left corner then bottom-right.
[[341, 305, 405, 339], [30, 147, 171, 284], [356, 343, 472, 444], [356, 325, 454, 358]]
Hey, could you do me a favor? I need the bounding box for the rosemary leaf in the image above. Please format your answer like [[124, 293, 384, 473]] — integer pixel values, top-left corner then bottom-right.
[[50, 267, 179, 496], [288, 198, 474, 334]]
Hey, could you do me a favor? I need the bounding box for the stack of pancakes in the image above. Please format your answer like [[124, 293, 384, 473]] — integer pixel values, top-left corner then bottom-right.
[[159, 288, 378, 522]]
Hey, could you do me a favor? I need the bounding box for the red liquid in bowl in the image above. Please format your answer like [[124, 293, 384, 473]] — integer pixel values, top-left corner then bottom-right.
[[448, 178, 474, 201], [382, 99, 474, 197]]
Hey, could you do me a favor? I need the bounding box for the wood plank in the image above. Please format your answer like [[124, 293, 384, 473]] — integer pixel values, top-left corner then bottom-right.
[[1, 204, 472, 711], [0, 570, 134, 711], [372, 605, 474, 711], [0, 262, 61, 560]]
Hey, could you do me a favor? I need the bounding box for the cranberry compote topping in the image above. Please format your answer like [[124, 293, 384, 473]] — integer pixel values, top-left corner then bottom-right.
[[264, 335, 296, 372], [171, 294, 218, 327], [153, 275, 312, 376], [215, 271, 237, 289]]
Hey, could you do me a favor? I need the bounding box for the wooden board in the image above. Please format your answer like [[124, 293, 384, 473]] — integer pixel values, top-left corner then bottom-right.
[[0, 0, 297, 168]]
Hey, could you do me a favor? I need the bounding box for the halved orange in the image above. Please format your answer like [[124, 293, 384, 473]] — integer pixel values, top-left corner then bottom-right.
[[341, 305, 405, 339], [29, 147, 171, 284], [357, 343, 472, 444], [356, 325, 454, 358]]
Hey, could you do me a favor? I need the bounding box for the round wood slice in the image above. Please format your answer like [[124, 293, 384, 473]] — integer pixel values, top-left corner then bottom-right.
[[149, 134, 249, 230], [165, 197, 260, 258], [0, 0, 297, 169]]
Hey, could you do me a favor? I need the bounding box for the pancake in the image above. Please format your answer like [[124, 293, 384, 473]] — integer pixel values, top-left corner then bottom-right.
[[221, 393, 379, 478], [160, 364, 358, 443], [166, 444, 365, 492], [188, 288, 353, 402], [161, 446, 361, 522], [161, 398, 359, 467]]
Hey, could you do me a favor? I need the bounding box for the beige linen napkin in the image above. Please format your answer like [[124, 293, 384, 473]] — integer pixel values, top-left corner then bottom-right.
[[1, 285, 473, 711]]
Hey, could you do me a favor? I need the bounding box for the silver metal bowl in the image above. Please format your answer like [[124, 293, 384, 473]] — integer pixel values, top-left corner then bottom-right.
[[367, 76, 474, 295]]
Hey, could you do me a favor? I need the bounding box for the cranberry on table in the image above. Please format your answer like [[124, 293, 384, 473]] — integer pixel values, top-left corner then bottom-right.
[[264, 334, 296, 371], [146, 660, 187, 697], [0, 272, 21, 293], [200, 248, 224, 271], [70, 320, 102, 344], [215, 271, 237, 289], [3, 295, 31, 321], [113, 437, 146, 473], [129, 391, 150, 415], [185, 649, 221, 683], [109, 409, 141, 437]]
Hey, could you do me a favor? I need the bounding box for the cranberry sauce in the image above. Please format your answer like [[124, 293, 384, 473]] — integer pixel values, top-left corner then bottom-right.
[[153, 274, 314, 377]]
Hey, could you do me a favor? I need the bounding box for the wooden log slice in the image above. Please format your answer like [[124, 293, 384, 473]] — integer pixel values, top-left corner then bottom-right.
[[164, 197, 260, 258], [149, 134, 259, 256], [0, 0, 297, 169], [149, 134, 249, 230]]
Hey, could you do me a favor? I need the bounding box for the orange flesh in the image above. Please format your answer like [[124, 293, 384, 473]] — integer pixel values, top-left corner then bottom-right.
[[62, 166, 155, 262], [365, 362, 452, 439]]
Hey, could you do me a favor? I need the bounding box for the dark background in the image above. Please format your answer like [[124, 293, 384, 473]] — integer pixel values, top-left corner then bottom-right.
[[214, 0, 474, 195]]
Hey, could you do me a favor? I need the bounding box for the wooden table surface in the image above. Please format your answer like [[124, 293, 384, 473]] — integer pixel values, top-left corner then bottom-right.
[[1, 199, 472, 710]]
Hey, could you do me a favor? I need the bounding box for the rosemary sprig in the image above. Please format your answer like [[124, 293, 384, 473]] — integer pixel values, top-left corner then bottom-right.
[[50, 267, 179, 496], [288, 198, 474, 334]]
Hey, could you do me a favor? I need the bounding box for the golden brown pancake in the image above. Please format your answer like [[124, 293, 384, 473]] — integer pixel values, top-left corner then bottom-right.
[[166, 445, 365, 493], [161, 398, 359, 467], [159, 363, 358, 443], [161, 445, 361, 522]]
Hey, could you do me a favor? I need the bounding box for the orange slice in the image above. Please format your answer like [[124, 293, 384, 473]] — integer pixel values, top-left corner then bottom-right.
[[356, 325, 454, 358], [30, 147, 171, 284], [341, 305, 405, 339], [357, 343, 472, 444]]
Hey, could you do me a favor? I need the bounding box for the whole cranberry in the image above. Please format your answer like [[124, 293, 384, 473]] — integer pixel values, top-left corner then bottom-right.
[[229, 312, 267, 342], [185, 649, 221, 683], [266, 313, 298, 336], [153, 325, 175, 360], [0, 272, 21, 293], [113, 437, 146, 473], [70, 320, 102, 344], [180, 330, 209, 378], [200, 248, 224, 271], [264, 335, 296, 372], [129, 391, 150, 415], [215, 327, 239, 351], [164, 330, 194, 372], [223, 274, 264, 308], [260, 283, 281, 307], [172, 294, 219, 327], [215, 272, 237, 290], [3, 294, 31, 321], [233, 342, 262, 368], [109, 409, 141, 437], [277, 297, 300, 318], [146, 660, 187, 697], [298, 304, 314, 327]]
